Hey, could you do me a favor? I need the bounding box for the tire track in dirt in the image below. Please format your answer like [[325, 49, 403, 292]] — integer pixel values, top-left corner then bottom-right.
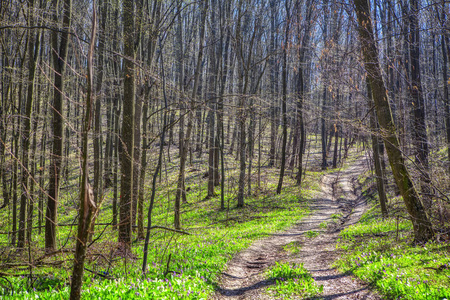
[[212, 156, 382, 299]]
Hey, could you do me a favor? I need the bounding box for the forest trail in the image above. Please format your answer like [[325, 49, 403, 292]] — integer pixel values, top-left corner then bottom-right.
[[212, 156, 382, 300]]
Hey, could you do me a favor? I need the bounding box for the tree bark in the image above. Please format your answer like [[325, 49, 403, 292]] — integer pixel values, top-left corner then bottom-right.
[[45, 0, 71, 251], [268, 0, 278, 168], [353, 0, 434, 243], [70, 6, 97, 298], [409, 0, 431, 209], [175, 0, 207, 228], [321, 0, 329, 170], [440, 0, 450, 174], [91, 0, 107, 241], [19, 0, 39, 248], [367, 79, 388, 218], [207, 0, 219, 198], [276, 1, 290, 194], [119, 0, 136, 247]]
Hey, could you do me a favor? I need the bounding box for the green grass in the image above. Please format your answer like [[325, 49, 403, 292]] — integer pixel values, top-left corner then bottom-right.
[[0, 167, 325, 299], [0, 145, 362, 299], [335, 205, 450, 300], [265, 262, 323, 299]]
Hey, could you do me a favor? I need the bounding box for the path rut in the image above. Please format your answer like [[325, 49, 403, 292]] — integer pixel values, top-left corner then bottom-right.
[[212, 157, 382, 299]]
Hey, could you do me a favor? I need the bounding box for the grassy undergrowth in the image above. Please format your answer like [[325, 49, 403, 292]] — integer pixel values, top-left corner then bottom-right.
[[335, 202, 450, 299], [0, 169, 326, 299], [265, 262, 323, 299]]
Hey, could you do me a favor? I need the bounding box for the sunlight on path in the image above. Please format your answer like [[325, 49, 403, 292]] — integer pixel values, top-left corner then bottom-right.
[[212, 156, 382, 300]]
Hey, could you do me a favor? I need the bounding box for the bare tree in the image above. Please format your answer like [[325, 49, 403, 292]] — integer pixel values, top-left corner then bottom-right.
[[69, 4, 97, 299], [353, 0, 434, 243], [45, 0, 71, 251]]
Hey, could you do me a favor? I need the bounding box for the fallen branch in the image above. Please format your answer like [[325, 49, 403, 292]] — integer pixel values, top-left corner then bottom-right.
[[35, 249, 74, 263], [148, 226, 190, 235]]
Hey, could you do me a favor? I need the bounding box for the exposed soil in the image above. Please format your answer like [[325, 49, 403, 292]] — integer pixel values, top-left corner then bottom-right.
[[212, 157, 382, 299]]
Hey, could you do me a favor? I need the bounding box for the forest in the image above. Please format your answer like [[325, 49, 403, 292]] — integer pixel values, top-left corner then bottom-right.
[[1, 0, 450, 299]]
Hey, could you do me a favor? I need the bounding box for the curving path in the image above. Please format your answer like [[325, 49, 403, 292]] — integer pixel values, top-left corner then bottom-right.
[[212, 156, 382, 300]]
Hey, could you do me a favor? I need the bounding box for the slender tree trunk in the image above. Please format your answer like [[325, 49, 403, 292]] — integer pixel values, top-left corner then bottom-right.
[[113, 98, 120, 227], [236, 0, 246, 207], [119, 0, 136, 247], [441, 1, 450, 174], [12, 110, 19, 246], [45, 0, 71, 251], [142, 37, 168, 273], [29, 50, 42, 241], [91, 0, 107, 240], [132, 88, 142, 229], [138, 1, 159, 238], [131, 0, 143, 232], [332, 124, 339, 169], [137, 95, 148, 240], [296, 0, 312, 185], [321, 0, 329, 170], [0, 46, 10, 212], [276, 1, 290, 194], [237, 94, 246, 207], [38, 78, 48, 234], [268, 0, 278, 167], [19, 0, 39, 248], [218, 4, 231, 208], [70, 7, 97, 298], [207, 3, 219, 197], [367, 79, 388, 218], [175, 0, 207, 228], [409, 0, 431, 209]]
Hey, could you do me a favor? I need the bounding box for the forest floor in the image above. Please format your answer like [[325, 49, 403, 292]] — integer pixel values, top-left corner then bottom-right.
[[212, 156, 382, 300]]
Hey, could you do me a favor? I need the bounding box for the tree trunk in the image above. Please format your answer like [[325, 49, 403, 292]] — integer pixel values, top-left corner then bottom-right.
[[268, 0, 278, 167], [332, 124, 339, 169], [175, 0, 207, 228], [142, 37, 168, 273], [138, 1, 159, 238], [19, 0, 39, 248], [409, 0, 431, 209], [69, 7, 97, 298], [236, 0, 247, 207], [218, 4, 231, 208], [91, 0, 107, 240], [137, 95, 149, 240], [132, 87, 142, 229], [119, 0, 136, 247], [276, 1, 290, 194], [207, 3, 219, 197], [45, 0, 71, 251], [367, 79, 388, 218], [441, 1, 450, 174], [295, 0, 312, 185], [353, 0, 434, 243], [0, 44, 11, 213]]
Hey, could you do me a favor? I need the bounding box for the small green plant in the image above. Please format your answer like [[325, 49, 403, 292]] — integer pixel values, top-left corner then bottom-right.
[[283, 241, 301, 254], [306, 230, 319, 238], [319, 221, 328, 229], [266, 262, 323, 299], [331, 213, 342, 220]]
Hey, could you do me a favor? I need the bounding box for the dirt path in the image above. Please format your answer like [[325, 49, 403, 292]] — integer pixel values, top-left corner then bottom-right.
[[212, 157, 382, 299]]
